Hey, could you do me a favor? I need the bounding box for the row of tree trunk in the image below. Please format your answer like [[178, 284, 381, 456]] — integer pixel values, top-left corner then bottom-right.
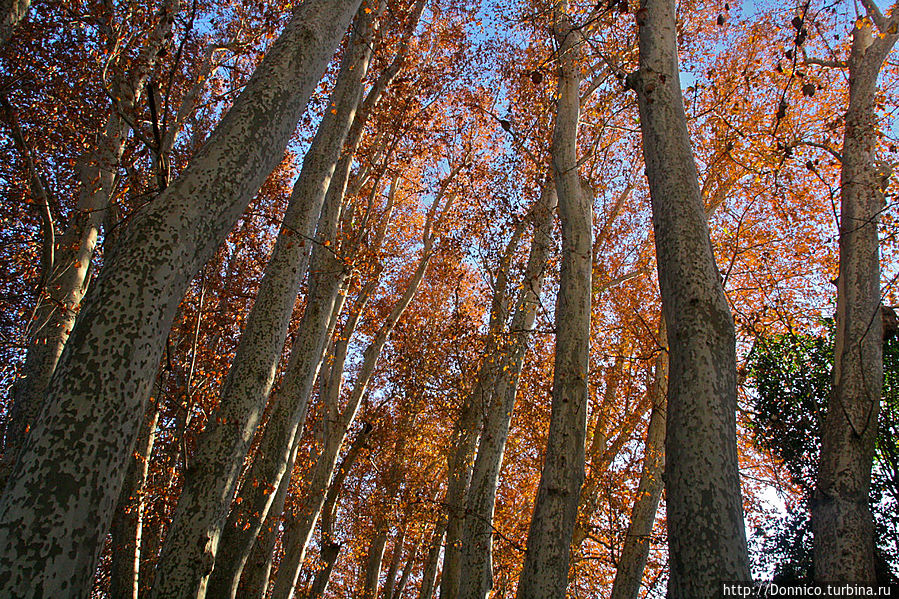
[[0, 0, 894, 596]]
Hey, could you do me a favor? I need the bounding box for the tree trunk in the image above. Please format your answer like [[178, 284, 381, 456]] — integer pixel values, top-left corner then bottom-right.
[[419, 517, 446, 599], [305, 541, 341, 599], [0, 0, 362, 594], [392, 534, 420, 599], [302, 423, 371, 599], [3, 0, 180, 482], [609, 322, 668, 599], [813, 13, 898, 583], [458, 187, 556, 599], [382, 524, 406, 599], [361, 529, 389, 599], [149, 7, 376, 597], [206, 5, 427, 585], [515, 5, 591, 597], [0, 0, 29, 46], [629, 0, 750, 595], [109, 403, 160, 599]]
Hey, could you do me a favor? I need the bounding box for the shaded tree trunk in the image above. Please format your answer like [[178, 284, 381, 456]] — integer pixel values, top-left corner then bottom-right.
[[515, 5, 591, 597], [629, 0, 750, 595], [0, 0, 362, 594], [2, 0, 179, 483], [813, 9, 898, 583], [305, 541, 341, 599], [609, 322, 668, 599], [109, 403, 160, 599]]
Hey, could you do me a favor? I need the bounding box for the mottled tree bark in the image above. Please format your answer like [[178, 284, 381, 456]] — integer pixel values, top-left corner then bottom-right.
[[610, 323, 668, 599], [0, 0, 361, 595], [515, 5, 591, 597], [629, 0, 750, 595], [3, 0, 179, 483], [813, 7, 897, 583], [149, 7, 376, 597], [457, 187, 556, 599]]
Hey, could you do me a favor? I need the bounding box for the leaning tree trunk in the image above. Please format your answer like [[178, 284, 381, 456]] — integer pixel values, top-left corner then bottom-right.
[[304, 423, 371, 599], [206, 8, 426, 586], [149, 7, 376, 597], [2, 0, 179, 482], [813, 12, 898, 583], [629, 0, 751, 595], [515, 5, 591, 598], [458, 186, 556, 599], [0, 0, 362, 595], [609, 322, 668, 599]]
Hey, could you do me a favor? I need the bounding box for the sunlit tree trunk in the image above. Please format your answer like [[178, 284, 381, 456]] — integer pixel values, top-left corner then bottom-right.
[[458, 187, 556, 599], [515, 4, 591, 597], [629, 0, 750, 595], [609, 321, 668, 599], [0, 0, 362, 594], [813, 8, 898, 583]]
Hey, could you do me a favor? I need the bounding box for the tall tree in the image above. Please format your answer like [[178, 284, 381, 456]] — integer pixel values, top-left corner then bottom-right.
[[458, 185, 556, 599], [629, 0, 751, 595], [811, 1, 899, 582], [0, 0, 362, 595], [147, 6, 379, 597], [515, 2, 592, 595]]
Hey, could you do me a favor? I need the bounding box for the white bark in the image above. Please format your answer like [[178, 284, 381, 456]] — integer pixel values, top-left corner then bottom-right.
[[457, 187, 556, 599], [0, 0, 362, 595], [516, 5, 592, 597], [813, 11, 898, 583], [630, 0, 750, 594]]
